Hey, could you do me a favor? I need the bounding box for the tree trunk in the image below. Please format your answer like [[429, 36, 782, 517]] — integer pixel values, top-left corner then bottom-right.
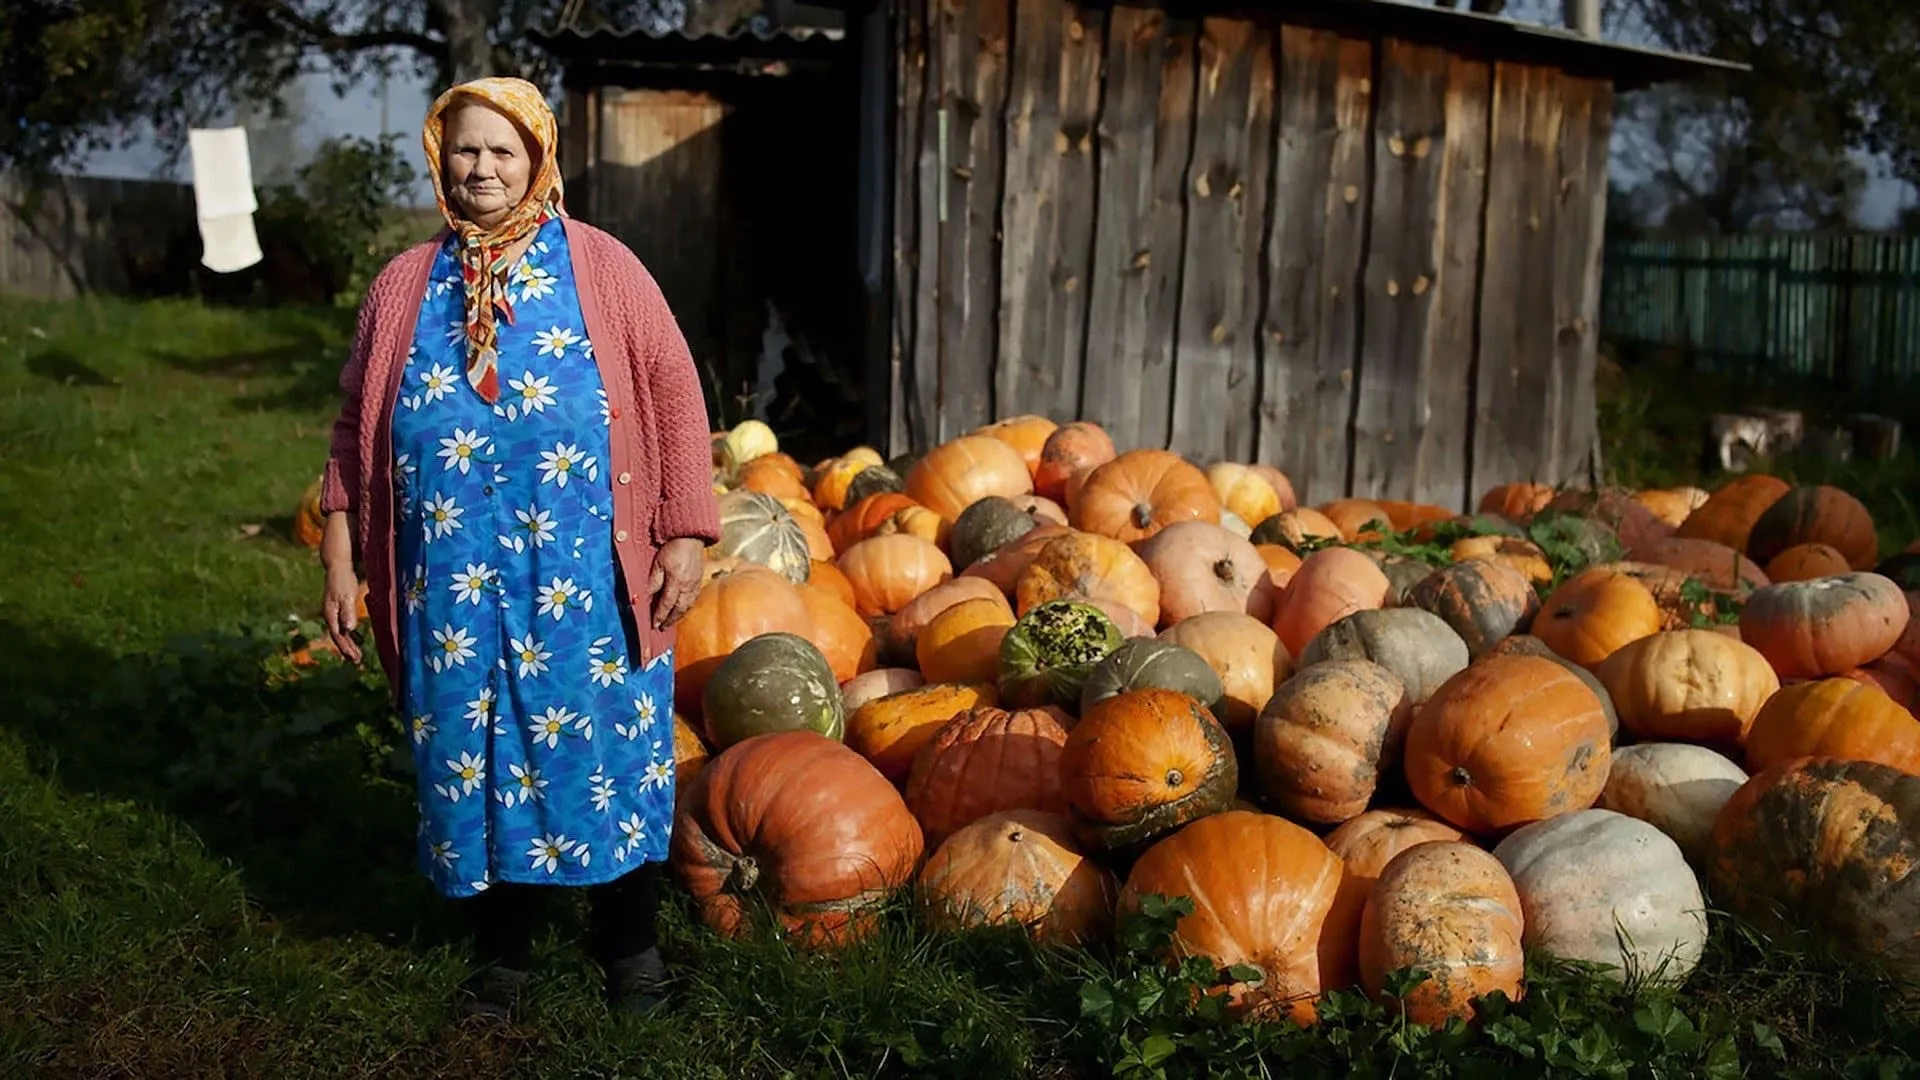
[[430, 0, 497, 83]]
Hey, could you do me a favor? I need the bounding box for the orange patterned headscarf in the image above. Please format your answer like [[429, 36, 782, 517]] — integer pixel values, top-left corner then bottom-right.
[[423, 77, 567, 404]]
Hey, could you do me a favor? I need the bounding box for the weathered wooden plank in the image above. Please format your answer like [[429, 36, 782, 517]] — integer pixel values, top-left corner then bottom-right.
[[1470, 63, 1563, 497], [893, 0, 931, 454], [908, 0, 945, 452], [1555, 75, 1613, 488], [1420, 54, 1492, 512], [935, 0, 1012, 442], [1258, 28, 1372, 504], [1169, 18, 1274, 464], [1082, 8, 1197, 452], [1351, 39, 1450, 504], [996, 0, 1105, 424]]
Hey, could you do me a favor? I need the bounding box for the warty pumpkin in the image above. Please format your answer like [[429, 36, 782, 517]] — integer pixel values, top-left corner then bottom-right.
[[917, 809, 1115, 946], [1534, 566, 1664, 670], [1033, 421, 1117, 503], [1407, 558, 1540, 658], [1062, 688, 1239, 848], [674, 566, 814, 717], [998, 599, 1125, 710], [1359, 841, 1525, 1028], [1597, 742, 1748, 870], [1738, 572, 1909, 678], [1070, 449, 1222, 544], [1014, 531, 1161, 626], [845, 681, 999, 782], [1270, 547, 1391, 659], [1119, 810, 1364, 1024], [1323, 808, 1467, 897], [1747, 484, 1879, 570], [1157, 611, 1292, 733], [672, 730, 923, 947], [1596, 629, 1780, 747], [1744, 677, 1920, 775], [1405, 654, 1612, 834], [1136, 520, 1278, 626], [904, 434, 1034, 522], [904, 704, 1072, 849], [1254, 659, 1413, 824], [837, 533, 954, 618]]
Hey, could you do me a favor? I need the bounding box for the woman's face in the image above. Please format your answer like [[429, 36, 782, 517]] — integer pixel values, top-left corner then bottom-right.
[[442, 103, 533, 229]]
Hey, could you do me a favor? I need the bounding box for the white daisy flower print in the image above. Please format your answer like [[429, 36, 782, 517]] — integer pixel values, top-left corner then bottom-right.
[[507, 762, 549, 806], [430, 624, 477, 672], [450, 562, 495, 605], [615, 693, 657, 741], [423, 493, 463, 541], [393, 452, 417, 488], [410, 713, 437, 746], [596, 386, 611, 426], [420, 362, 459, 403], [538, 442, 596, 488], [574, 710, 595, 742], [438, 427, 490, 474], [617, 813, 647, 859], [528, 705, 579, 750], [510, 634, 551, 679], [589, 769, 616, 812], [446, 751, 486, 799], [403, 566, 428, 616], [464, 687, 496, 731], [587, 637, 627, 687], [507, 505, 556, 552], [429, 839, 459, 870], [508, 371, 558, 416], [533, 325, 581, 358], [536, 577, 591, 620], [445, 320, 468, 347], [515, 265, 557, 304], [640, 758, 674, 791], [528, 833, 576, 875]]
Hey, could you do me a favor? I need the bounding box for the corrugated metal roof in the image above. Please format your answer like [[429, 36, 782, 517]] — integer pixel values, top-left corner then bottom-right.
[[537, 0, 844, 45]]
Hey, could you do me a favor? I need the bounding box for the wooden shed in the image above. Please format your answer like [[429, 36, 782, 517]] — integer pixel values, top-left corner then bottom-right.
[[542, 0, 1738, 507]]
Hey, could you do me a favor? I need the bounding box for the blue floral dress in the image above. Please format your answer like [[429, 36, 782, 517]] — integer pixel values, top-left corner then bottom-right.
[[391, 218, 675, 899]]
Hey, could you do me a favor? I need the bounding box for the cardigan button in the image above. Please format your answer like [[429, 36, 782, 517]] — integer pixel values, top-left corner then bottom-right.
[[615, 529, 629, 542], [617, 471, 632, 485], [610, 406, 621, 420]]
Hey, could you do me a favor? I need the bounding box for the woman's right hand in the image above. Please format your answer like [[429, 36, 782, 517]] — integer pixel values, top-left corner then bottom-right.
[[320, 510, 365, 664]]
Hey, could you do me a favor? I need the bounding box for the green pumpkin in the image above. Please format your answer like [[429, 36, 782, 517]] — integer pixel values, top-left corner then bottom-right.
[[716, 489, 812, 585], [949, 495, 1039, 570], [1527, 512, 1623, 573], [1080, 639, 1227, 718], [846, 465, 904, 505], [702, 632, 845, 750], [998, 599, 1123, 709]]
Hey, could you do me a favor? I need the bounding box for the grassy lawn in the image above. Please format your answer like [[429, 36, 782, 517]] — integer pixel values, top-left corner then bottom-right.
[[2, 297, 1919, 1079]]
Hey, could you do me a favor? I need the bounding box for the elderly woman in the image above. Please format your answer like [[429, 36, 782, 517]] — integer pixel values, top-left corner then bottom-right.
[[317, 77, 718, 1020]]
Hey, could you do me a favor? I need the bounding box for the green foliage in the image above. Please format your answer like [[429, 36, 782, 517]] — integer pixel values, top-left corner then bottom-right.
[[254, 135, 425, 308]]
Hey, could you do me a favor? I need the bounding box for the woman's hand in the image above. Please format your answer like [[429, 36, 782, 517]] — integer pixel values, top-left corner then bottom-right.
[[320, 510, 365, 664], [650, 537, 705, 630]]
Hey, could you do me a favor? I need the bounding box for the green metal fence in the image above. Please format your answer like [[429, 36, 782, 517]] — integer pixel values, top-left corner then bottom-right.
[[1600, 234, 1920, 387]]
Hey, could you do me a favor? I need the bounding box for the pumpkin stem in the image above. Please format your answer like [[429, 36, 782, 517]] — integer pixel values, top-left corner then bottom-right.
[[1448, 766, 1473, 788], [725, 855, 761, 894], [1165, 768, 1185, 788], [1212, 557, 1236, 583], [1132, 503, 1154, 530]]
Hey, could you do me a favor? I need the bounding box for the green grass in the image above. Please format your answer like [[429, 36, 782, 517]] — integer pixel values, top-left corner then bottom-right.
[[3, 298, 1920, 1078]]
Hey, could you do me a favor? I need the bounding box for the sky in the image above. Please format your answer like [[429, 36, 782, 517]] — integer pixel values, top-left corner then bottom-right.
[[72, 11, 1916, 226]]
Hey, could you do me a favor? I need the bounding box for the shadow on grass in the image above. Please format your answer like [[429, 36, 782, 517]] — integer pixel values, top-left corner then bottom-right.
[[24, 350, 120, 388], [147, 311, 355, 414]]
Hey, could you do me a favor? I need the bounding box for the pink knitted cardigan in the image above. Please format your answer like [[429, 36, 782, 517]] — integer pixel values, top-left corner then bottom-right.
[[321, 218, 721, 694]]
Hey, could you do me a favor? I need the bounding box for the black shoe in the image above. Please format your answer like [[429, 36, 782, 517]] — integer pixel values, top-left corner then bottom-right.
[[604, 946, 669, 1016], [456, 964, 530, 1022]]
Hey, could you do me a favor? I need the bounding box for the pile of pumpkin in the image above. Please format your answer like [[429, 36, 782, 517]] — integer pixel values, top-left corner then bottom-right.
[[697, 417, 1920, 1026]]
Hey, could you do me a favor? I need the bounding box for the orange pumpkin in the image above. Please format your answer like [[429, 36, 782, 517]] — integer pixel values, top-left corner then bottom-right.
[[1137, 521, 1278, 627], [1206, 462, 1285, 528], [1359, 841, 1526, 1028], [1270, 547, 1390, 659], [1739, 573, 1910, 679], [1070, 449, 1222, 544], [1012, 493, 1068, 525], [828, 492, 920, 554], [737, 457, 812, 503], [1765, 542, 1853, 583], [1158, 612, 1293, 733], [1014, 531, 1162, 627], [1323, 808, 1468, 897], [1477, 482, 1553, 521], [845, 682, 999, 783], [1747, 484, 1879, 571], [905, 435, 1033, 522], [1629, 536, 1770, 596], [875, 504, 950, 549], [904, 704, 1072, 849], [1744, 678, 1920, 775], [960, 523, 1072, 597], [1543, 487, 1674, 555], [1674, 473, 1791, 552], [1256, 544, 1304, 589], [1404, 654, 1612, 833], [1596, 629, 1780, 747], [879, 577, 1013, 667], [1407, 557, 1541, 659], [975, 414, 1058, 479], [837, 533, 954, 617], [672, 713, 711, 807], [1534, 567, 1664, 670], [808, 560, 857, 608], [916, 809, 1115, 945], [1253, 659, 1413, 824], [796, 582, 880, 684], [1449, 535, 1554, 586], [292, 476, 325, 548], [1249, 464, 1300, 512], [811, 456, 871, 513], [916, 597, 1016, 684], [1634, 488, 1704, 529], [1033, 422, 1117, 503], [1317, 499, 1393, 542], [1118, 810, 1364, 1025], [1843, 657, 1920, 715], [1061, 688, 1238, 848], [1251, 506, 1344, 551], [674, 566, 814, 716], [671, 731, 923, 947]]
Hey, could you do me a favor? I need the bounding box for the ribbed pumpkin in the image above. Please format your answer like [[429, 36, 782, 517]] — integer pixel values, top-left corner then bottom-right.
[[837, 533, 954, 617], [702, 632, 845, 750], [1674, 473, 1791, 552], [1448, 535, 1553, 586], [916, 809, 1115, 945], [1597, 629, 1780, 747], [1033, 421, 1117, 502], [292, 476, 325, 548], [1081, 639, 1228, 720], [842, 668, 924, 713], [672, 713, 711, 807], [1254, 659, 1412, 824], [1493, 810, 1706, 987], [1405, 655, 1612, 834], [1062, 689, 1238, 848], [1158, 612, 1292, 733], [1070, 449, 1222, 544], [1747, 484, 1879, 570], [1299, 608, 1470, 706], [1206, 462, 1285, 527], [1271, 547, 1391, 658], [1485, 634, 1621, 739], [1744, 678, 1920, 775], [878, 504, 950, 550], [1477, 482, 1553, 520], [975, 414, 1059, 479], [879, 577, 1013, 667], [1534, 566, 1664, 670], [1598, 742, 1748, 870], [1709, 758, 1920, 980], [916, 597, 1016, 684], [1360, 841, 1525, 1028], [674, 566, 814, 716], [904, 704, 1071, 848], [1739, 573, 1910, 678], [1137, 521, 1277, 626], [1014, 530, 1161, 626], [1765, 542, 1853, 583], [1120, 810, 1363, 1023], [1408, 558, 1540, 658], [845, 682, 999, 783], [998, 599, 1125, 710], [672, 731, 923, 947], [737, 456, 811, 502], [1250, 507, 1344, 551], [829, 492, 920, 554], [1323, 808, 1467, 896], [949, 496, 1040, 571], [795, 582, 879, 684], [904, 434, 1034, 522]]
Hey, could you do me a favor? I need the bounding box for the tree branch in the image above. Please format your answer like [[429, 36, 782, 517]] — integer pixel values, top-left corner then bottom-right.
[[238, 0, 450, 63]]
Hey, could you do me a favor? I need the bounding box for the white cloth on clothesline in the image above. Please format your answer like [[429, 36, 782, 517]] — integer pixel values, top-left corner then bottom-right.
[[187, 126, 262, 273]]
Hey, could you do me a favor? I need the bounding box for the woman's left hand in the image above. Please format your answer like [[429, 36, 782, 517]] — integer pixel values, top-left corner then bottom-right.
[[650, 537, 706, 629]]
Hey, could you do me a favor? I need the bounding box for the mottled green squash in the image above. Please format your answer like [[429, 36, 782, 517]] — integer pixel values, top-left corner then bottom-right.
[[1079, 639, 1227, 719], [703, 632, 845, 749], [950, 496, 1039, 570], [716, 489, 812, 585], [846, 465, 904, 505], [999, 599, 1124, 709]]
